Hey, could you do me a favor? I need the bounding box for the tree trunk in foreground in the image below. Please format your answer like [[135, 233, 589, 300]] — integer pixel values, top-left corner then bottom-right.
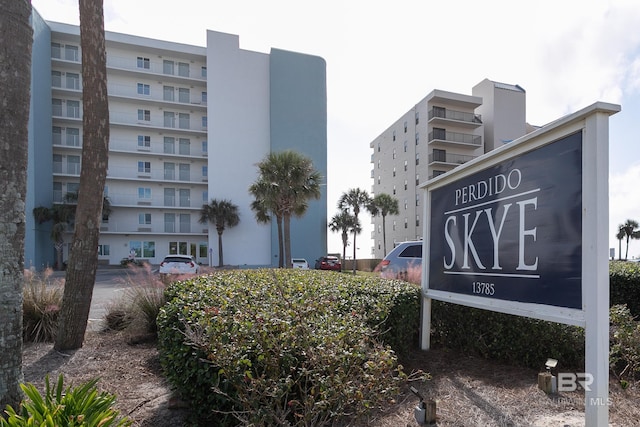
[[55, 0, 110, 351], [0, 0, 32, 408]]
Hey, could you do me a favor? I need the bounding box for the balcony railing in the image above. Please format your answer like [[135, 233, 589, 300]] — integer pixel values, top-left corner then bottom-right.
[[429, 108, 482, 124], [428, 130, 482, 146], [428, 152, 476, 165]]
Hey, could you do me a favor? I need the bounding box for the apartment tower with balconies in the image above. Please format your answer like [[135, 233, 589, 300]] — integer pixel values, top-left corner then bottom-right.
[[370, 79, 527, 258]]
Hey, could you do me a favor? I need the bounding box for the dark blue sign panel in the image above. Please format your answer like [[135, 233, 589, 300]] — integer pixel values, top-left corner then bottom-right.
[[429, 132, 582, 309]]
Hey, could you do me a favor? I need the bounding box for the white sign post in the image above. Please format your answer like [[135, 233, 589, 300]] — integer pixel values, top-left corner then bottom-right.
[[420, 102, 620, 426]]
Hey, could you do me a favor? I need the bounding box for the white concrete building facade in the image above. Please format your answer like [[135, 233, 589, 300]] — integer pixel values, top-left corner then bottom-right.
[[26, 10, 327, 268]]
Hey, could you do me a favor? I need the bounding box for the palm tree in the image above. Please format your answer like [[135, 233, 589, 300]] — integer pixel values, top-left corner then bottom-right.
[[616, 227, 625, 261], [249, 150, 321, 268], [329, 210, 360, 272], [619, 219, 640, 260], [338, 188, 371, 273], [199, 199, 240, 267], [368, 193, 399, 256], [0, 0, 32, 409]]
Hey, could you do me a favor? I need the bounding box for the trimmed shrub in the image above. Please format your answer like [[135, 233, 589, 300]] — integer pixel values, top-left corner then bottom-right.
[[22, 268, 63, 342], [157, 269, 422, 426], [431, 301, 586, 370], [610, 304, 640, 380], [610, 261, 640, 317], [0, 374, 131, 427]]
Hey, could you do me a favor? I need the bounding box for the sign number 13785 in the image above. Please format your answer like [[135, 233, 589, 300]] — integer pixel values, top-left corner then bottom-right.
[[472, 281, 495, 296]]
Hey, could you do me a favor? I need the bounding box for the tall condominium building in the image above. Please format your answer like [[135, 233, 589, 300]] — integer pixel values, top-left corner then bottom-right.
[[26, 10, 327, 269], [369, 79, 528, 258]]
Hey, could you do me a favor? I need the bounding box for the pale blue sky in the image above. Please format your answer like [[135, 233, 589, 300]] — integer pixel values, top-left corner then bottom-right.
[[32, 0, 640, 258]]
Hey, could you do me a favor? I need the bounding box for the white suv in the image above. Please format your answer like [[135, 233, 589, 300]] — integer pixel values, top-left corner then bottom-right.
[[292, 258, 309, 269], [159, 255, 199, 275]]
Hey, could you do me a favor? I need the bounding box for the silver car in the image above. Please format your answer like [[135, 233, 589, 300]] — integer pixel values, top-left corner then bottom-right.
[[375, 241, 422, 282]]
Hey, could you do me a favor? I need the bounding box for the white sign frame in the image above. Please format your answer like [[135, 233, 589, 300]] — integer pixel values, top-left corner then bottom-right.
[[420, 102, 620, 426]]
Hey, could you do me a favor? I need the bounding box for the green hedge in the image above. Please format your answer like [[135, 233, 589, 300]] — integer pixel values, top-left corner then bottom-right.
[[610, 261, 640, 316], [157, 269, 421, 426]]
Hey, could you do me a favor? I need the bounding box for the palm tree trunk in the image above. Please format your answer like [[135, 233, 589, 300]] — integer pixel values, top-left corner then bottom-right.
[[382, 214, 387, 256], [352, 231, 357, 274], [277, 215, 284, 268], [0, 0, 31, 409], [55, 0, 110, 351], [284, 215, 292, 268], [342, 232, 348, 272], [217, 230, 224, 267], [626, 237, 630, 260]]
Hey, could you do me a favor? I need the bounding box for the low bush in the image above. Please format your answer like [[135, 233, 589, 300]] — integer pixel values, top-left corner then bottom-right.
[[610, 304, 640, 381], [0, 374, 131, 427], [104, 265, 166, 336], [22, 268, 63, 342], [157, 269, 422, 426], [610, 261, 640, 317]]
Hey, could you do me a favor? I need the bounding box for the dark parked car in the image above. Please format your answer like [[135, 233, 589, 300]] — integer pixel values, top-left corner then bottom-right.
[[375, 241, 422, 282], [314, 256, 341, 271]]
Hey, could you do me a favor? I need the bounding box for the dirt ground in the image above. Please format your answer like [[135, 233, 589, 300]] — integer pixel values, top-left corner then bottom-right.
[[21, 330, 640, 426]]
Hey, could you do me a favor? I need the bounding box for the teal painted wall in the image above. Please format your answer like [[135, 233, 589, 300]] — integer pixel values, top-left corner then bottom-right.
[[269, 49, 327, 267], [26, 11, 54, 270]]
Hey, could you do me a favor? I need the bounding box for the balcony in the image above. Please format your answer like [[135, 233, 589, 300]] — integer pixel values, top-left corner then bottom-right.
[[428, 152, 476, 166], [109, 112, 207, 135], [428, 129, 482, 147], [105, 55, 206, 84], [428, 107, 482, 127]]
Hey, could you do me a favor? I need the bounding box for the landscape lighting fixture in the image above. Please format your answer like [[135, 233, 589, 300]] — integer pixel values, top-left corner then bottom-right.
[[545, 358, 558, 371]]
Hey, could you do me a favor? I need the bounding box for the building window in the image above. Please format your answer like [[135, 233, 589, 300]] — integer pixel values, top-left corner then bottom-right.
[[64, 45, 79, 61], [404, 121, 407, 133], [51, 42, 62, 59], [404, 180, 408, 191], [202, 165, 208, 177], [137, 83, 150, 95], [52, 99, 62, 116], [163, 60, 174, 75], [164, 111, 176, 127], [393, 220, 397, 231], [138, 187, 151, 200], [98, 244, 110, 256], [67, 100, 80, 118], [415, 110, 419, 125], [201, 66, 207, 77], [164, 188, 175, 206], [52, 127, 62, 145], [433, 149, 446, 162], [415, 132, 420, 145], [416, 174, 420, 185], [202, 116, 208, 129], [392, 148, 396, 159], [178, 62, 190, 77], [51, 71, 62, 87], [137, 57, 150, 69], [377, 142, 380, 152], [137, 109, 150, 121], [164, 214, 175, 233], [404, 160, 408, 172], [416, 194, 420, 206], [179, 213, 191, 233], [66, 128, 80, 146], [416, 153, 420, 165], [202, 191, 208, 203], [393, 185, 396, 195], [202, 91, 207, 103], [66, 73, 80, 90], [393, 167, 396, 177], [416, 215, 420, 227], [178, 113, 190, 129], [404, 199, 408, 210], [377, 176, 381, 185], [137, 135, 151, 148], [67, 155, 80, 175], [403, 140, 407, 153], [164, 162, 175, 180], [137, 161, 151, 174], [433, 127, 446, 140], [164, 137, 175, 154], [404, 218, 408, 229], [202, 141, 208, 154], [138, 213, 151, 225], [53, 182, 63, 202], [163, 86, 175, 101], [129, 241, 155, 258], [199, 242, 208, 258], [179, 189, 190, 207], [179, 163, 190, 181], [178, 138, 190, 155], [178, 87, 190, 103], [377, 160, 381, 169], [392, 130, 396, 141]]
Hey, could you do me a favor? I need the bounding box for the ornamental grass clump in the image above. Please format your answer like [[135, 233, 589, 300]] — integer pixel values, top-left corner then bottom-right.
[[22, 268, 63, 342], [158, 269, 423, 426]]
